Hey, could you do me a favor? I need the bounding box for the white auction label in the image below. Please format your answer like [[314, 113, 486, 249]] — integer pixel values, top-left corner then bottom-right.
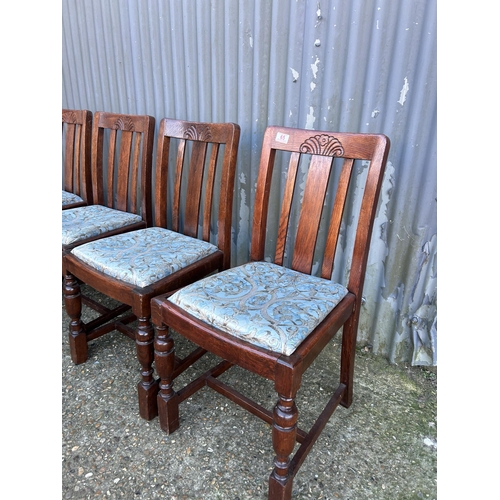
[[275, 132, 289, 144]]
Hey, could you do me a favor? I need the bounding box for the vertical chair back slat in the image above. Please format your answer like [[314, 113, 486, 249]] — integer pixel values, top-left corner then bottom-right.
[[275, 152, 300, 267], [129, 132, 142, 214], [250, 146, 277, 263], [116, 130, 133, 212], [93, 125, 104, 205], [184, 141, 208, 238], [154, 136, 170, 229], [73, 126, 82, 194], [321, 158, 355, 279], [172, 139, 187, 233], [106, 129, 117, 208], [202, 144, 220, 242], [64, 123, 77, 191], [292, 154, 334, 275]]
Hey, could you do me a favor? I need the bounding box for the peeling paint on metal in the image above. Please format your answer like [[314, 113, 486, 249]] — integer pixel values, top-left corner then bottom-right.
[[311, 56, 320, 79], [315, 3, 322, 27], [305, 106, 316, 129], [398, 77, 410, 106], [290, 67, 299, 82], [408, 234, 437, 365], [237, 172, 250, 263]]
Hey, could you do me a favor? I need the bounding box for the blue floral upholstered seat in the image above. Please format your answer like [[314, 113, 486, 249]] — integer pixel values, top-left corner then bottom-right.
[[62, 190, 85, 207], [62, 205, 144, 246], [167, 261, 348, 356], [71, 227, 219, 288]]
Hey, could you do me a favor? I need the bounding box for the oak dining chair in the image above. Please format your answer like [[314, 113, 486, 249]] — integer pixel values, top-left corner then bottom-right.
[[151, 125, 390, 499], [63, 118, 240, 420]]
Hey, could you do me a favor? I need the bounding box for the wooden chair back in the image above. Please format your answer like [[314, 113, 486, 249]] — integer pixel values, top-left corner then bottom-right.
[[62, 109, 93, 205], [91, 111, 155, 225], [153, 118, 241, 270], [252, 126, 390, 303]]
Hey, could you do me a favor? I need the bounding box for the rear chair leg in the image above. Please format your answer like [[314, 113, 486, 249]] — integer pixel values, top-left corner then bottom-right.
[[340, 312, 359, 408], [136, 316, 159, 420], [154, 323, 179, 434], [63, 273, 88, 364], [268, 394, 298, 500]]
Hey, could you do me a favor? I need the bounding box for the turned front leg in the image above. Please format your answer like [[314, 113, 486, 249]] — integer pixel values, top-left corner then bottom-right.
[[63, 273, 88, 364], [154, 323, 179, 434], [269, 394, 298, 500], [135, 316, 159, 420]]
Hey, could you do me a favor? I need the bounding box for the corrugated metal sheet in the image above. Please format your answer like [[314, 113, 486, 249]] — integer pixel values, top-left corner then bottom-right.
[[62, 0, 437, 366]]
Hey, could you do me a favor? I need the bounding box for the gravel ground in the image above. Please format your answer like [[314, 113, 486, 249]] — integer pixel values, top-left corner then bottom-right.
[[62, 285, 437, 499]]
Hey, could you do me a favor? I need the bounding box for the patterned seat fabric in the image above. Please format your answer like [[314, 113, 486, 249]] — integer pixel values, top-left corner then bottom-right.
[[62, 205, 143, 245], [71, 227, 219, 288], [62, 190, 84, 206], [168, 261, 348, 356]]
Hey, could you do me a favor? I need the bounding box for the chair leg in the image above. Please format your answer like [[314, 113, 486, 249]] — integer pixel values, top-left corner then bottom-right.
[[135, 316, 159, 420], [154, 323, 179, 434], [268, 393, 298, 500], [63, 273, 88, 364], [340, 311, 360, 408]]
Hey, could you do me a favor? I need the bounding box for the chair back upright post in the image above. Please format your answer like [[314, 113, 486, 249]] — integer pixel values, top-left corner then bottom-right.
[[154, 119, 241, 271], [62, 109, 93, 205], [92, 111, 155, 226]]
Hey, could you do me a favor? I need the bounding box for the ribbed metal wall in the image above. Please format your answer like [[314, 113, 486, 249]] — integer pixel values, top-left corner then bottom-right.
[[62, 0, 437, 366]]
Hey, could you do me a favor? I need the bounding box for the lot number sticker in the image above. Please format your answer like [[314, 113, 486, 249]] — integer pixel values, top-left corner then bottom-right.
[[275, 132, 289, 144]]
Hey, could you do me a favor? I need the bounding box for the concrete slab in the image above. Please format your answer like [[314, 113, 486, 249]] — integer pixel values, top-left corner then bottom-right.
[[62, 285, 437, 499]]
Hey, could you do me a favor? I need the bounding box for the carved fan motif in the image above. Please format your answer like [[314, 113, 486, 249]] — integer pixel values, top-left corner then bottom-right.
[[63, 110, 78, 124], [112, 116, 135, 131], [184, 125, 213, 142], [299, 134, 344, 156]]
